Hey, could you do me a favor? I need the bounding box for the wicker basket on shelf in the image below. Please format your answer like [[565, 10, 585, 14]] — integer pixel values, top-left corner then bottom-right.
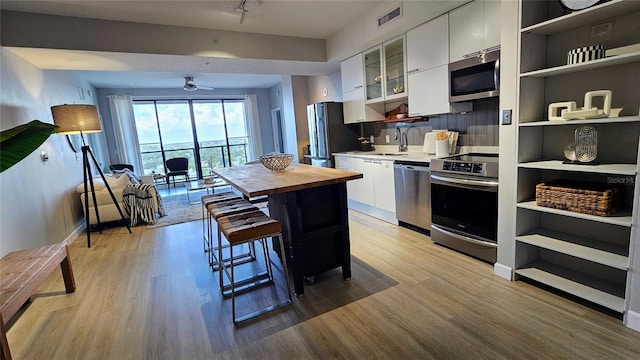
[[535, 180, 619, 217], [259, 153, 294, 172]]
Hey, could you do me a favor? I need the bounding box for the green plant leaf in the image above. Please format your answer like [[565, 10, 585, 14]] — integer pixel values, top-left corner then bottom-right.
[[0, 120, 59, 173]]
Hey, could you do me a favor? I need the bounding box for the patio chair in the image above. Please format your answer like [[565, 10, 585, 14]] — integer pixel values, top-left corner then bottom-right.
[[165, 157, 190, 188]]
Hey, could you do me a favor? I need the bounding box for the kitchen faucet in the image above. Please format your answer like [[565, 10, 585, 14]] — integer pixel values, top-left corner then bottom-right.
[[395, 127, 407, 152], [396, 126, 412, 152]]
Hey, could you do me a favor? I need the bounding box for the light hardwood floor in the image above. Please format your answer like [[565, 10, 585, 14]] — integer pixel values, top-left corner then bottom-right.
[[6, 210, 640, 359]]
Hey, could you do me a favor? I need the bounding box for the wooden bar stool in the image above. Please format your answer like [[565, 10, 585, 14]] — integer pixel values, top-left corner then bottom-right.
[[207, 198, 259, 271], [216, 210, 292, 324], [201, 192, 242, 254]]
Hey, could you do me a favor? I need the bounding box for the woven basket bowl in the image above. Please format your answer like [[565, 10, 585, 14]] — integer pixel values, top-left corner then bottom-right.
[[259, 153, 294, 172]]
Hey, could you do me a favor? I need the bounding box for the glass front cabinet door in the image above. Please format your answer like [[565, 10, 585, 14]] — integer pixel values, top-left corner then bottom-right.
[[384, 37, 406, 99], [364, 46, 383, 102]]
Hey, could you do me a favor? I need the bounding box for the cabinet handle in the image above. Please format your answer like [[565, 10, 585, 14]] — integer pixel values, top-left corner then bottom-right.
[[407, 68, 420, 75], [354, 85, 364, 89], [463, 51, 482, 59], [483, 45, 501, 53]]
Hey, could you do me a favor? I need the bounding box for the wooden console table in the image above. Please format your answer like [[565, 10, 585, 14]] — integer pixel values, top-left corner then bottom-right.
[[213, 163, 362, 296]]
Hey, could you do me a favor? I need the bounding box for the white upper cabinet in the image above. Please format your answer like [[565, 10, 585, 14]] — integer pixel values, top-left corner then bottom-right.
[[449, 0, 501, 62], [341, 54, 366, 124], [408, 65, 451, 116], [341, 53, 364, 93], [407, 14, 449, 73], [363, 45, 384, 102], [407, 14, 450, 116], [483, 0, 501, 54], [382, 37, 406, 101], [363, 36, 407, 104]]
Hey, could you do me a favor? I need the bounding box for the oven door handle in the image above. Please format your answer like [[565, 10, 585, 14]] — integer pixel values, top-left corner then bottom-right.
[[431, 225, 498, 248], [430, 174, 498, 190]]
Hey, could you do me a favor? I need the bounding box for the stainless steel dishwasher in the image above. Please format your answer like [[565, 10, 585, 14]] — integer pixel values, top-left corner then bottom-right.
[[394, 160, 431, 232]]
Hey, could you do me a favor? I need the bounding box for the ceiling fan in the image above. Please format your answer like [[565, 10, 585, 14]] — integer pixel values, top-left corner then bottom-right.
[[234, 0, 263, 24], [183, 76, 213, 91]]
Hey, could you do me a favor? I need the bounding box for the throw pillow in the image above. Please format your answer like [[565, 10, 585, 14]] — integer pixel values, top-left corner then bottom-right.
[[76, 180, 106, 193]]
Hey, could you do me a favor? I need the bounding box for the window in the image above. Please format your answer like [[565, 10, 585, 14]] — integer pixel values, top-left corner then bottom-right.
[[132, 99, 249, 178]]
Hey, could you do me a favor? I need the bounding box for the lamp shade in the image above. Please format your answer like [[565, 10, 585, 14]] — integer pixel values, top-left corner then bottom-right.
[[51, 104, 102, 134]]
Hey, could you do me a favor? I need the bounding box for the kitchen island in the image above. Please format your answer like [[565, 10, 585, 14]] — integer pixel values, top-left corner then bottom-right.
[[212, 163, 363, 296]]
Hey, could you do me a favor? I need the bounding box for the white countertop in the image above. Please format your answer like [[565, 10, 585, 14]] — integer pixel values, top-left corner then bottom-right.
[[334, 145, 499, 163], [334, 146, 437, 163]]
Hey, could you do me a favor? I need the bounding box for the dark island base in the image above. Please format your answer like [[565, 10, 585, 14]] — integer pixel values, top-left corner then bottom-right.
[[269, 182, 352, 296]]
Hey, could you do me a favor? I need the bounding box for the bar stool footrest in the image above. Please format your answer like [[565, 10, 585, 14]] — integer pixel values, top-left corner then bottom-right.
[[221, 272, 272, 297], [234, 299, 292, 324]]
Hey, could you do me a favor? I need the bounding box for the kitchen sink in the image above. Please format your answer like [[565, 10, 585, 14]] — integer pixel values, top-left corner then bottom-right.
[[374, 153, 408, 156]]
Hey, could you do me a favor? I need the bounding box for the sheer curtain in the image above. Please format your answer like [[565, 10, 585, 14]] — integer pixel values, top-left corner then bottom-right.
[[107, 95, 144, 174], [244, 94, 263, 160]]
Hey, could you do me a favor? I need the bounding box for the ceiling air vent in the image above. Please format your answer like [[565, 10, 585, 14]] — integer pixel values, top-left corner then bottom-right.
[[378, 6, 402, 27]]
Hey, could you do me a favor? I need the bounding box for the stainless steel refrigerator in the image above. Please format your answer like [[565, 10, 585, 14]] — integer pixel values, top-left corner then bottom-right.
[[307, 102, 358, 167]]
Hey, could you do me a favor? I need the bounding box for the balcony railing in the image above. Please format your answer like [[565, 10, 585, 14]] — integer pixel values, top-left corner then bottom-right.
[[140, 143, 248, 178]]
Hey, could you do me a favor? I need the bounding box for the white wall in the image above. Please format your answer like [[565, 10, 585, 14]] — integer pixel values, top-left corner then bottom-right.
[[495, 0, 519, 278], [307, 71, 342, 104], [0, 48, 107, 256], [278, 76, 300, 163]]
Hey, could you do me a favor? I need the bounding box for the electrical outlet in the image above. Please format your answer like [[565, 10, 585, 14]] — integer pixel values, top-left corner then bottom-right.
[[385, 135, 390, 143], [501, 108, 512, 125], [591, 21, 613, 37]]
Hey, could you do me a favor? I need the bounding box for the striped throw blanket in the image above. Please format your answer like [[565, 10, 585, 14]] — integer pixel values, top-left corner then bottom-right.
[[123, 184, 166, 226]]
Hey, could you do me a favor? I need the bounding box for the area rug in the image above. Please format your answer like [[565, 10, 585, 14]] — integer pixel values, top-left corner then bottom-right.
[[146, 192, 203, 228], [148, 188, 267, 228]]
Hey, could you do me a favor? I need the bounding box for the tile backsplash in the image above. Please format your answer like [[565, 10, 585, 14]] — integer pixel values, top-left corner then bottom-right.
[[363, 97, 499, 151]]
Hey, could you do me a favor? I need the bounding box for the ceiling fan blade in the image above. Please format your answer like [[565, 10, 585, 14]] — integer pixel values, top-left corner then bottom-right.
[[198, 85, 214, 91]]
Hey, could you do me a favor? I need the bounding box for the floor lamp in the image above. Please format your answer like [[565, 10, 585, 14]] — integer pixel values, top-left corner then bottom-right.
[[51, 104, 131, 247]]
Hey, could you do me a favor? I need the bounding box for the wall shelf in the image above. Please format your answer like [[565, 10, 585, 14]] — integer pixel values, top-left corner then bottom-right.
[[517, 161, 637, 175], [515, 261, 625, 312], [520, 51, 640, 78], [521, 0, 640, 35], [516, 229, 628, 270], [519, 116, 640, 127], [517, 201, 632, 227]]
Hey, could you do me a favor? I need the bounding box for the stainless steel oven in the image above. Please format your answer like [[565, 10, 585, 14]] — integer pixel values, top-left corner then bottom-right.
[[429, 154, 498, 263]]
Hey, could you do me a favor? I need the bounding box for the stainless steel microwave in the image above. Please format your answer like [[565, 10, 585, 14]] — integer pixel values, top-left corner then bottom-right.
[[449, 50, 500, 103]]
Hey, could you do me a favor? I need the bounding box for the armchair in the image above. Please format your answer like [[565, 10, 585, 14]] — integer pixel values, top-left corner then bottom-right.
[[166, 157, 190, 188]]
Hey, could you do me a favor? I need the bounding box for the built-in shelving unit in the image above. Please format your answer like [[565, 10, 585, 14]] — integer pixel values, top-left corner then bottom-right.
[[513, 0, 640, 317]]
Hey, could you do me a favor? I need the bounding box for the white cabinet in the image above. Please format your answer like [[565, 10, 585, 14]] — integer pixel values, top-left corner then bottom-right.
[[335, 155, 396, 222], [408, 65, 450, 116], [363, 36, 407, 103], [341, 53, 364, 93], [513, 0, 640, 316], [370, 159, 396, 214], [406, 14, 450, 116], [449, 0, 501, 62], [341, 53, 385, 124], [341, 54, 365, 124], [407, 14, 448, 73], [336, 155, 372, 206]]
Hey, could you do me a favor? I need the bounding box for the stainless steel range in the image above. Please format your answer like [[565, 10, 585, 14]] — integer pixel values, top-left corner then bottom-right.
[[429, 153, 499, 263]]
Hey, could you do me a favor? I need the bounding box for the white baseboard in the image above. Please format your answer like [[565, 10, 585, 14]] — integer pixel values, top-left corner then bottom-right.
[[493, 262, 513, 280], [63, 221, 85, 246], [626, 310, 640, 332]]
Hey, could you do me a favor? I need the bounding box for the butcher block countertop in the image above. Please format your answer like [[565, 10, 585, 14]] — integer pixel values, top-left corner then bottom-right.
[[212, 163, 363, 198]]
